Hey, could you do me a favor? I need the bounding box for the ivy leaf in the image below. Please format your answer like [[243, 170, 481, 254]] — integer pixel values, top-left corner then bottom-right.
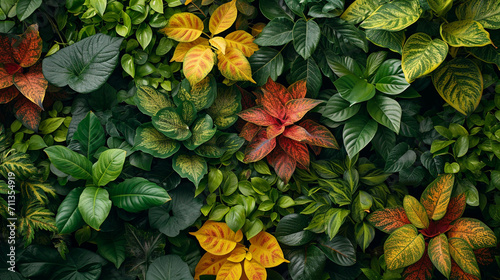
[[172, 154, 207, 187]]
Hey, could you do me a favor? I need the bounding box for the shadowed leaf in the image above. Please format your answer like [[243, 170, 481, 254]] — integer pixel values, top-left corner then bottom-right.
[[367, 207, 411, 234], [278, 136, 309, 168], [0, 86, 19, 104], [266, 145, 296, 184], [402, 251, 433, 280], [243, 129, 276, 162], [448, 218, 497, 249], [440, 193, 466, 224]]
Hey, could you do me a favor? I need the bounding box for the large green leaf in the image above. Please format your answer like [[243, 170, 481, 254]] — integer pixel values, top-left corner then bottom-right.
[[172, 154, 207, 187], [153, 108, 191, 141], [432, 58, 483, 115], [55, 187, 85, 234], [334, 74, 376, 105], [322, 93, 361, 122], [322, 18, 368, 52], [134, 85, 175, 117], [109, 177, 171, 212], [327, 55, 364, 78], [78, 187, 112, 230], [367, 95, 402, 133], [384, 224, 425, 270], [42, 33, 123, 93], [0, 150, 37, 180], [384, 143, 416, 173], [73, 112, 105, 159], [92, 149, 126, 187], [249, 47, 284, 86], [44, 146, 93, 180], [360, 0, 422, 31], [440, 20, 492, 47], [206, 85, 241, 129], [427, 0, 452, 16], [341, 0, 387, 25], [402, 33, 448, 83], [96, 233, 126, 269], [146, 255, 193, 280], [174, 76, 217, 111], [292, 19, 321, 60], [259, 0, 294, 21], [134, 123, 180, 159], [253, 18, 294, 46], [456, 0, 500, 29], [366, 29, 405, 54], [16, 0, 42, 21], [289, 57, 322, 98], [448, 238, 480, 278], [372, 59, 409, 95], [428, 234, 451, 279], [343, 114, 378, 158], [287, 245, 326, 280], [275, 214, 316, 246], [318, 235, 356, 266]]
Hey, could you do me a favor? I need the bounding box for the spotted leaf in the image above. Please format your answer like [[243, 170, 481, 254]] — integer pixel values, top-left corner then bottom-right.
[[225, 30, 259, 57], [194, 252, 229, 280], [278, 136, 309, 169], [172, 154, 207, 187], [403, 195, 429, 229], [152, 107, 191, 141], [448, 237, 480, 278], [384, 224, 425, 270], [183, 45, 215, 86], [0, 35, 15, 64], [428, 234, 451, 278], [217, 48, 255, 83], [175, 76, 217, 111], [243, 259, 266, 280], [134, 123, 180, 159], [12, 24, 42, 68], [170, 37, 209, 62], [209, 0, 237, 35], [190, 221, 243, 255], [184, 115, 217, 150], [261, 77, 292, 104], [135, 85, 175, 117], [420, 173, 454, 221], [243, 129, 276, 163], [360, 0, 422, 31], [13, 63, 47, 109], [0, 67, 14, 89], [448, 218, 497, 249], [160, 13, 204, 42], [14, 97, 42, 132], [440, 20, 492, 47], [367, 207, 411, 234], [249, 231, 288, 268]]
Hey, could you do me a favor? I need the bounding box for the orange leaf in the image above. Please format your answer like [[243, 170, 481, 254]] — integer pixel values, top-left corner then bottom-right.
[[243, 259, 266, 280], [428, 234, 451, 278], [448, 218, 497, 249], [170, 37, 209, 62], [474, 248, 495, 266], [13, 63, 47, 109], [195, 252, 230, 280], [251, 23, 266, 37], [367, 207, 411, 234], [183, 45, 215, 85], [209, 0, 238, 35], [184, 0, 193, 4], [216, 261, 242, 280], [0, 36, 15, 64], [450, 259, 479, 280], [266, 145, 296, 183], [225, 31, 259, 57], [448, 237, 480, 278], [190, 221, 243, 255], [14, 97, 42, 132], [217, 48, 255, 83], [440, 193, 466, 225], [0, 87, 19, 104], [402, 250, 433, 280], [261, 78, 292, 105], [261, 85, 286, 120], [295, 119, 339, 148], [210, 37, 227, 54], [12, 24, 42, 68], [243, 129, 276, 162], [278, 136, 310, 169], [420, 174, 454, 220], [240, 122, 261, 142], [227, 246, 247, 262], [160, 13, 204, 42], [284, 98, 323, 125], [0, 67, 14, 89], [266, 124, 285, 139], [287, 80, 307, 99], [249, 231, 289, 268], [238, 106, 277, 126]]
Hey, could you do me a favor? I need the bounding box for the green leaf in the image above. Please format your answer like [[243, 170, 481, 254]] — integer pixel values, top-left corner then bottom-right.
[[341, 0, 387, 25], [384, 224, 425, 270], [275, 213, 316, 246], [365, 51, 388, 77], [134, 123, 180, 159], [109, 177, 171, 212], [254, 18, 294, 46], [44, 146, 93, 180], [360, 0, 422, 31], [172, 154, 207, 187], [343, 114, 378, 158], [134, 85, 175, 117], [225, 205, 246, 232], [285, 0, 305, 17], [73, 112, 105, 159], [427, 0, 452, 16], [206, 85, 241, 129], [90, 0, 106, 16], [322, 93, 361, 122], [448, 238, 480, 278], [327, 55, 364, 78], [92, 149, 126, 187], [39, 118, 65, 134], [432, 58, 483, 115], [0, 150, 37, 180], [184, 115, 217, 150], [366, 29, 405, 54], [402, 33, 448, 83], [318, 235, 356, 266], [367, 95, 402, 133], [440, 20, 492, 47], [289, 57, 322, 98], [16, 0, 42, 21], [42, 33, 123, 94], [428, 234, 451, 279], [322, 18, 368, 52], [174, 76, 217, 111], [208, 167, 223, 193], [259, 0, 294, 21], [249, 47, 284, 86], [453, 135, 469, 157], [136, 23, 152, 49], [146, 255, 193, 280], [467, 31, 500, 68], [96, 233, 126, 269], [372, 59, 410, 95], [354, 222, 375, 252], [293, 19, 321, 60], [288, 245, 326, 280], [56, 187, 85, 234], [323, 208, 350, 239], [176, 101, 197, 126], [28, 135, 47, 150], [403, 195, 429, 228], [153, 108, 191, 141], [78, 187, 112, 230], [456, 0, 500, 29], [384, 143, 416, 173], [334, 74, 376, 105]]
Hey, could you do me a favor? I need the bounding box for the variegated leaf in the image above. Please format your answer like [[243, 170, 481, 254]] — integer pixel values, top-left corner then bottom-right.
[[227, 246, 246, 263], [428, 234, 451, 278], [177, 100, 197, 126], [287, 80, 307, 99], [172, 154, 207, 187], [440, 193, 466, 225], [209, 0, 238, 35], [278, 136, 309, 169], [175, 76, 217, 111], [160, 13, 204, 42], [448, 238, 480, 278], [448, 218, 497, 249], [402, 33, 448, 83], [427, 0, 453, 16], [135, 85, 175, 117], [240, 123, 261, 142], [456, 0, 500, 30], [13, 63, 47, 109], [134, 123, 180, 159], [440, 20, 492, 47], [420, 173, 454, 220], [432, 58, 482, 115], [0, 67, 14, 90], [170, 37, 209, 62], [403, 195, 429, 229], [384, 224, 425, 270], [360, 0, 422, 31], [450, 259, 480, 280], [14, 97, 42, 132], [0, 86, 19, 104], [183, 45, 215, 86], [285, 120, 339, 149], [207, 85, 242, 129], [184, 115, 217, 150], [217, 48, 255, 83], [238, 106, 277, 126], [266, 145, 296, 184], [243, 129, 276, 162], [195, 252, 230, 280], [366, 29, 406, 54], [217, 261, 242, 280], [367, 207, 411, 234], [190, 221, 243, 255], [341, 0, 387, 25], [284, 98, 323, 125], [249, 231, 289, 268], [152, 108, 191, 141], [210, 36, 227, 54], [225, 30, 259, 57], [402, 251, 433, 280], [0, 150, 37, 180], [12, 24, 42, 68], [243, 259, 266, 280]]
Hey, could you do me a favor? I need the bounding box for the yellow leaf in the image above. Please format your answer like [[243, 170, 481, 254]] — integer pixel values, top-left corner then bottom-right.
[[403, 195, 429, 229], [248, 231, 289, 268], [195, 252, 230, 280], [225, 31, 259, 57], [217, 47, 255, 83], [210, 37, 227, 54], [440, 20, 492, 47], [209, 0, 238, 35], [171, 37, 209, 62], [216, 261, 242, 280], [190, 221, 243, 255], [243, 259, 267, 280], [184, 45, 215, 86], [184, 0, 193, 4], [160, 13, 204, 42], [227, 245, 247, 262]]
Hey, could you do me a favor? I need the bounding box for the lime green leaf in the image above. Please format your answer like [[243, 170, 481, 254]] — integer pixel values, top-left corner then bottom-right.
[[109, 177, 171, 212], [206, 85, 242, 129], [428, 234, 451, 279], [360, 0, 422, 31], [172, 154, 207, 187], [384, 224, 425, 270], [366, 29, 405, 54], [134, 123, 180, 159], [78, 187, 112, 230], [403, 195, 429, 228], [440, 20, 492, 47], [92, 149, 126, 187], [402, 33, 448, 83], [134, 85, 175, 117], [153, 108, 191, 141], [183, 115, 217, 150], [456, 0, 500, 29], [44, 146, 92, 180], [432, 58, 483, 116], [427, 0, 452, 16], [341, 0, 387, 25]]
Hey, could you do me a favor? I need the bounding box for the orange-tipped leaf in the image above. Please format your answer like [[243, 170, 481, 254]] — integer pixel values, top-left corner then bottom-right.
[[284, 98, 323, 125], [287, 80, 307, 99]]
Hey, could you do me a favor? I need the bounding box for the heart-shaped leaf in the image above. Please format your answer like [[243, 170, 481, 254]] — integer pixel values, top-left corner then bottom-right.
[[455, 0, 500, 29], [206, 85, 241, 129], [402, 33, 448, 83], [174, 76, 217, 111], [146, 255, 193, 280], [341, 0, 386, 24], [440, 20, 492, 47], [172, 154, 207, 187]]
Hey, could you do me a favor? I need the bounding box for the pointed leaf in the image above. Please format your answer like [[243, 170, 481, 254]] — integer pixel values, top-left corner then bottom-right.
[[243, 129, 276, 162], [135, 85, 175, 117], [253, 18, 294, 46], [109, 177, 171, 212], [440, 193, 466, 224], [184, 115, 217, 150], [266, 145, 296, 184], [287, 245, 326, 280], [343, 114, 378, 158], [455, 0, 500, 29], [78, 187, 112, 230], [184, 45, 215, 86], [404, 195, 429, 229], [292, 19, 320, 60], [366, 29, 405, 54], [195, 252, 229, 279], [172, 154, 207, 187], [249, 47, 284, 86], [210, 0, 237, 35], [287, 80, 307, 100], [13, 63, 47, 109], [96, 233, 125, 269], [170, 37, 209, 62], [160, 12, 204, 42], [321, 93, 361, 122], [0, 67, 14, 90], [190, 221, 243, 255], [225, 30, 259, 57], [56, 187, 85, 234], [217, 47, 255, 83], [289, 57, 322, 98], [334, 74, 376, 105], [243, 259, 266, 280], [384, 224, 425, 270], [440, 20, 492, 47], [217, 261, 242, 280], [275, 213, 316, 246], [402, 33, 448, 83], [448, 237, 480, 278], [367, 207, 411, 234], [177, 100, 197, 126], [134, 123, 180, 159], [450, 259, 480, 280], [175, 75, 217, 111], [44, 145, 93, 180], [420, 173, 454, 220], [384, 142, 416, 173], [278, 136, 309, 168], [341, 0, 387, 24], [248, 231, 288, 268], [11, 24, 41, 68], [92, 149, 126, 187], [402, 251, 433, 280], [13, 97, 43, 133], [73, 111, 105, 159], [360, 0, 422, 31], [317, 235, 356, 266], [367, 95, 402, 133], [284, 98, 322, 124], [153, 107, 191, 141], [239, 106, 277, 126], [207, 85, 242, 129], [210, 36, 227, 54], [428, 234, 451, 278], [448, 218, 497, 249], [261, 85, 286, 120]]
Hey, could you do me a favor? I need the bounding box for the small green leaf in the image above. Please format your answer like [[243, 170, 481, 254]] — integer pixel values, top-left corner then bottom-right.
[[92, 149, 126, 186], [172, 154, 207, 187], [225, 205, 246, 232]]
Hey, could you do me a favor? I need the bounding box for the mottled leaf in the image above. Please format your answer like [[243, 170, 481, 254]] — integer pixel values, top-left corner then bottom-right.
[[153, 107, 191, 141], [360, 0, 422, 31], [172, 154, 207, 187], [367, 207, 411, 234], [225, 30, 259, 57], [160, 12, 204, 42], [384, 224, 425, 270], [402, 33, 448, 83], [170, 38, 209, 62], [403, 195, 429, 229], [217, 47, 255, 83], [440, 20, 492, 47], [420, 173, 454, 220], [135, 85, 175, 117], [428, 234, 451, 278], [448, 218, 497, 249], [183, 45, 215, 86], [243, 129, 276, 162], [448, 237, 480, 278]]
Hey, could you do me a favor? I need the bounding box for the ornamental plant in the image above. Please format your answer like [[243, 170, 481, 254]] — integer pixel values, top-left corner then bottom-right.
[[368, 174, 497, 279], [190, 220, 289, 280], [238, 78, 338, 183], [161, 0, 258, 85]]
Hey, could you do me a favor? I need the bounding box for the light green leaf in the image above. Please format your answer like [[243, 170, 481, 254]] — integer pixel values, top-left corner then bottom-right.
[[78, 187, 112, 230], [360, 0, 422, 31], [334, 74, 376, 105], [427, 0, 452, 16], [172, 154, 207, 187], [92, 149, 126, 187], [322, 94, 361, 122], [402, 33, 448, 83], [16, 0, 42, 21], [90, 0, 106, 16], [136, 23, 152, 49], [440, 20, 492, 47], [341, 0, 387, 25]]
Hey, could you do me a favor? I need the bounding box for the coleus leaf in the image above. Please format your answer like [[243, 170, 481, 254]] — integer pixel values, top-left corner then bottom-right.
[[243, 259, 266, 280], [261, 77, 292, 105], [225, 30, 259, 57], [447, 218, 497, 249], [13, 63, 47, 109], [190, 221, 243, 255], [284, 98, 323, 124], [367, 207, 411, 234], [266, 144, 296, 184], [209, 0, 238, 35], [293, 119, 339, 148], [240, 122, 261, 142], [14, 97, 42, 132], [243, 129, 276, 162], [238, 106, 277, 126], [248, 231, 288, 268], [160, 12, 204, 42], [0, 35, 15, 64], [266, 124, 285, 139], [287, 80, 307, 99], [195, 252, 229, 280], [261, 85, 286, 119], [402, 250, 433, 280], [278, 136, 309, 169], [420, 173, 454, 221], [0, 86, 19, 104], [170, 38, 209, 62]]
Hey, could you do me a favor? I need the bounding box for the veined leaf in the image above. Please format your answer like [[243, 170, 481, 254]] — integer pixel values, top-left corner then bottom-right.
[[153, 107, 191, 141], [428, 234, 451, 278], [372, 59, 410, 95], [160, 12, 204, 42], [0, 70, 15, 91], [146, 255, 193, 280], [440, 20, 492, 47], [448, 218, 497, 249], [367, 207, 411, 234], [341, 0, 387, 25], [92, 149, 126, 187], [367, 95, 402, 133], [238, 106, 277, 126], [225, 30, 259, 57], [440, 193, 466, 224], [44, 146, 92, 180], [73, 111, 105, 159], [207, 85, 242, 129], [183, 45, 215, 86], [322, 18, 369, 52], [243, 129, 276, 163], [278, 136, 309, 169], [217, 47, 255, 83], [427, 0, 453, 16], [135, 85, 175, 117], [448, 238, 480, 278], [420, 174, 454, 220], [253, 18, 294, 47], [343, 114, 378, 159], [172, 154, 207, 187], [289, 58, 322, 98], [432, 58, 483, 115], [284, 98, 322, 124], [134, 123, 180, 159], [249, 47, 284, 86], [292, 19, 320, 60], [456, 0, 500, 30], [56, 187, 84, 234], [175, 75, 217, 111], [209, 36, 226, 54], [384, 142, 416, 173], [78, 187, 112, 230], [217, 261, 242, 280], [450, 259, 480, 280], [284, 119, 339, 149], [195, 252, 229, 279], [177, 100, 197, 126], [366, 29, 405, 54], [384, 224, 425, 270], [209, 0, 237, 35], [360, 0, 422, 31], [109, 177, 171, 212], [190, 221, 243, 255], [244, 259, 266, 280], [12, 24, 42, 67], [184, 115, 217, 150], [322, 94, 361, 122], [96, 233, 125, 269], [334, 74, 376, 105], [170, 37, 209, 62], [267, 145, 296, 184], [402, 33, 448, 83], [249, 231, 288, 267], [402, 252, 433, 280], [318, 235, 357, 266], [403, 195, 429, 229], [13, 63, 47, 109]]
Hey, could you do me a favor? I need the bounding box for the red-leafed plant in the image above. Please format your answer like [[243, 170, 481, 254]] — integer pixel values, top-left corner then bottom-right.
[[238, 78, 338, 183], [367, 174, 497, 280], [0, 24, 48, 131]]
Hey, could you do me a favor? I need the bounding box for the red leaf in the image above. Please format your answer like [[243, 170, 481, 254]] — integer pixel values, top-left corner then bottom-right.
[[367, 207, 411, 234], [284, 98, 322, 125], [287, 80, 307, 99], [282, 125, 309, 142], [0, 67, 14, 89], [240, 122, 261, 142], [440, 193, 466, 225], [13, 63, 47, 109], [310, 144, 321, 156], [244, 129, 276, 162], [14, 97, 42, 131], [474, 248, 495, 266], [402, 250, 433, 280], [283, 120, 339, 149], [238, 106, 277, 126], [261, 77, 292, 105], [12, 24, 42, 68], [0, 36, 15, 64], [266, 124, 285, 139], [236, 85, 256, 110], [278, 136, 309, 169], [0, 87, 20, 104], [450, 259, 479, 280], [261, 86, 286, 120], [5, 63, 22, 75], [267, 145, 296, 184]]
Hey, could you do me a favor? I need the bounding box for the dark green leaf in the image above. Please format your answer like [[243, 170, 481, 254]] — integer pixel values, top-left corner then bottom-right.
[[289, 57, 322, 98], [384, 143, 416, 173], [287, 245, 326, 280], [146, 255, 193, 280], [249, 47, 284, 86], [318, 235, 357, 265], [44, 146, 93, 180], [259, 0, 294, 21], [73, 112, 105, 159], [275, 213, 316, 246], [293, 19, 321, 60], [343, 114, 378, 158], [109, 177, 171, 212], [254, 18, 294, 46]]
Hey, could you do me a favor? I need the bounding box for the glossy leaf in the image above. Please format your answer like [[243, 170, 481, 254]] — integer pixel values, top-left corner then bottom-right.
[[317, 235, 356, 266], [172, 154, 207, 187], [190, 221, 243, 255], [244, 259, 266, 280], [428, 234, 451, 278], [404, 195, 429, 229], [455, 0, 500, 29], [44, 145, 93, 180], [402, 33, 448, 83], [341, 0, 387, 25], [427, 0, 453, 16], [448, 218, 497, 249], [334, 74, 376, 105], [275, 214, 315, 246], [210, 0, 237, 35], [289, 58, 322, 98], [440, 20, 492, 47], [55, 187, 84, 234], [322, 94, 361, 122], [96, 233, 125, 269], [420, 173, 454, 221], [355, 222, 375, 252], [278, 136, 309, 168], [73, 111, 105, 159], [78, 187, 112, 230], [367, 95, 402, 133], [292, 19, 320, 60], [153, 107, 191, 141], [253, 18, 294, 46], [217, 47, 255, 83], [343, 114, 378, 158], [249, 231, 288, 267], [360, 0, 422, 31], [224, 30, 258, 57], [239, 106, 276, 127], [170, 38, 209, 62], [366, 29, 405, 54], [134, 123, 180, 158], [183, 45, 215, 86], [384, 224, 425, 270], [384, 143, 417, 173], [135, 85, 175, 117], [287, 245, 326, 280], [367, 207, 411, 234], [287, 120, 339, 148], [109, 177, 171, 212], [450, 259, 480, 280], [160, 13, 204, 42], [448, 238, 480, 278], [16, 0, 42, 21], [243, 129, 276, 162], [249, 47, 284, 86], [92, 149, 126, 187], [184, 115, 217, 150]]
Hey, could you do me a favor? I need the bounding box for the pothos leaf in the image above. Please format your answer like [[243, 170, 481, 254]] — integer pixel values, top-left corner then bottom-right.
[[160, 13, 204, 42], [172, 154, 207, 187], [190, 221, 243, 255]]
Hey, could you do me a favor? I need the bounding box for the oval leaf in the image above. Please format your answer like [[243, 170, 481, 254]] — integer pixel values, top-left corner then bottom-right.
[[172, 154, 207, 187], [275, 213, 316, 246], [217, 47, 255, 83], [420, 173, 455, 221], [249, 231, 289, 268], [403, 195, 429, 229], [209, 0, 237, 35], [153, 107, 191, 141], [146, 255, 193, 280], [134, 123, 181, 158], [56, 187, 85, 234], [184, 45, 215, 86], [160, 13, 204, 42], [292, 19, 320, 60], [448, 218, 497, 250], [455, 0, 500, 29], [384, 224, 425, 270], [343, 114, 378, 159], [109, 177, 171, 213], [135, 85, 175, 117], [402, 33, 448, 83], [367, 95, 402, 134], [360, 0, 422, 31], [341, 0, 386, 25], [44, 145, 93, 180], [428, 234, 451, 278], [92, 149, 126, 187], [225, 30, 259, 57], [317, 235, 356, 266], [190, 221, 243, 255], [78, 187, 112, 230], [448, 237, 480, 278], [170, 38, 209, 62], [440, 20, 492, 47]]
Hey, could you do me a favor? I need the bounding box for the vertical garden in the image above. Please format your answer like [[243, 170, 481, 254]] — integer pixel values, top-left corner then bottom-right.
[[0, 0, 499, 279]]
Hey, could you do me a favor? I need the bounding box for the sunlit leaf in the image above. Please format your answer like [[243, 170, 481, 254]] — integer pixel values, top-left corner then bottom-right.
[[210, 36, 227, 54], [184, 45, 215, 86], [172, 154, 207, 187], [13, 63, 47, 109], [217, 48, 255, 83], [160, 12, 204, 42], [249, 231, 288, 268], [217, 261, 242, 280], [403, 195, 429, 229], [360, 0, 422, 31], [402, 33, 448, 83], [190, 221, 243, 255], [209, 0, 238, 35], [195, 252, 229, 280], [341, 0, 387, 24], [171, 37, 209, 62], [243, 259, 266, 280], [135, 85, 175, 117], [455, 0, 500, 29], [420, 173, 454, 221], [384, 224, 425, 270]]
